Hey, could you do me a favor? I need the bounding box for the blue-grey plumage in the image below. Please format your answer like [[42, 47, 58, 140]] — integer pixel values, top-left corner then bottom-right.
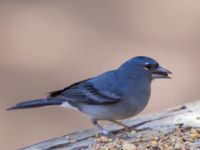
[[8, 56, 172, 135]]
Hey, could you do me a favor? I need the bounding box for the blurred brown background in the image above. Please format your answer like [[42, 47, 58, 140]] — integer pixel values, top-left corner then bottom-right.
[[0, 1, 200, 149]]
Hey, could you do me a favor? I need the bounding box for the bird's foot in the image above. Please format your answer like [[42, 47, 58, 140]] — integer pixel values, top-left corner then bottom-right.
[[102, 129, 115, 137], [124, 126, 132, 132], [102, 129, 110, 135]]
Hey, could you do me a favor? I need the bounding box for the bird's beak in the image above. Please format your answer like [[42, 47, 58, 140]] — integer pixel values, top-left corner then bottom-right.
[[152, 66, 172, 79]]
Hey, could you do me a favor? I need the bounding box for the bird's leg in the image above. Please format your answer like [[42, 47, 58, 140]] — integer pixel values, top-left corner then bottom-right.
[[108, 120, 131, 131], [109, 120, 152, 132], [91, 119, 110, 135]]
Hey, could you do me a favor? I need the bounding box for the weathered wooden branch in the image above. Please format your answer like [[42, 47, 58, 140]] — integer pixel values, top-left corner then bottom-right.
[[20, 100, 200, 150]]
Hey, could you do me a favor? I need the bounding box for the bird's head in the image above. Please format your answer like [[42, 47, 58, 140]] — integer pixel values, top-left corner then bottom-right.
[[118, 56, 172, 80]]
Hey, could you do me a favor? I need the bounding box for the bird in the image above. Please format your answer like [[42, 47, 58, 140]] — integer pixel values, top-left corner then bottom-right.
[[7, 56, 172, 135]]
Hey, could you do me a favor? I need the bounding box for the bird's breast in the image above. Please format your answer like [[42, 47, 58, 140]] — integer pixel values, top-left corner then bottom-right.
[[121, 80, 151, 113]]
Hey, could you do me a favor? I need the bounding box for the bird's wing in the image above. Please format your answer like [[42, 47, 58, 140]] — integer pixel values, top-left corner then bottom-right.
[[48, 79, 121, 105]]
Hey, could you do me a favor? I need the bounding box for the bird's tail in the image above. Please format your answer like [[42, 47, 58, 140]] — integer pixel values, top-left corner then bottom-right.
[[7, 99, 65, 110]]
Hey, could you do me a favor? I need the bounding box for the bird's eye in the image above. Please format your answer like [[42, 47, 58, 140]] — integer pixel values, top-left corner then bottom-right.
[[155, 63, 159, 68], [144, 63, 152, 70]]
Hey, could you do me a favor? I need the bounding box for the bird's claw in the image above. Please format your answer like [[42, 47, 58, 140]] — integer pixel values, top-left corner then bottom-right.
[[124, 127, 132, 132], [102, 129, 110, 135], [102, 129, 114, 137]]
